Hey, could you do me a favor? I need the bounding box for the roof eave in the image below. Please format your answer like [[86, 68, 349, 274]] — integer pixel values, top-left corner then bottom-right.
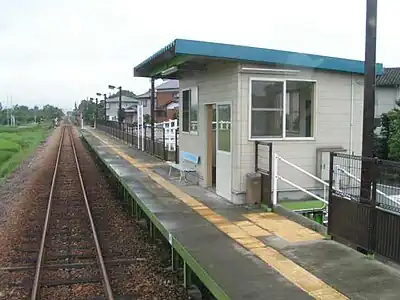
[[133, 38, 385, 77]]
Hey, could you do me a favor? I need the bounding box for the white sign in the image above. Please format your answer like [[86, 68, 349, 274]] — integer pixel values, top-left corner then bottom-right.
[[137, 105, 144, 151]]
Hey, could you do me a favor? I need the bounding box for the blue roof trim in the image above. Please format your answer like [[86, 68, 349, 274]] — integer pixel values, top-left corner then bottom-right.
[[133, 39, 384, 75], [174, 39, 383, 75], [135, 40, 176, 70]]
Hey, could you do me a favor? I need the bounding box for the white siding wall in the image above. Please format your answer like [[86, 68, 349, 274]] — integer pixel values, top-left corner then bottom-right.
[[178, 61, 366, 203], [107, 96, 139, 120], [179, 61, 239, 200], [375, 87, 398, 117], [238, 63, 364, 194]]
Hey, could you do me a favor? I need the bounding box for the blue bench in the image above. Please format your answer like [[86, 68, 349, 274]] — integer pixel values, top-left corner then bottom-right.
[[167, 151, 200, 183]]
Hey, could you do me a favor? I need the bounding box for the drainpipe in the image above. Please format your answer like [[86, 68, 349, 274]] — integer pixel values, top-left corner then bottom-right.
[[349, 73, 354, 155]]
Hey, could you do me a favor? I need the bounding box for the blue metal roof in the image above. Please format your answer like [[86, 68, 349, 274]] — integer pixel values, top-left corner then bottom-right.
[[134, 39, 384, 76]]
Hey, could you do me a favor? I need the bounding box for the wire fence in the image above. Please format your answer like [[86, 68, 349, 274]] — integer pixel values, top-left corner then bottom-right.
[[332, 152, 400, 214]]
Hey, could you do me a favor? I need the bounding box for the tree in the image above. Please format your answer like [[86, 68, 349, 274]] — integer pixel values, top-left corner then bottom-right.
[[387, 108, 400, 161], [0, 103, 64, 126], [108, 89, 136, 99], [143, 114, 151, 124], [77, 99, 97, 125], [373, 113, 389, 159]]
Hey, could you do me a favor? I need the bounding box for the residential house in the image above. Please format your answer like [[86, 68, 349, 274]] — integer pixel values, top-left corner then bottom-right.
[[375, 67, 400, 125], [106, 94, 139, 122], [135, 80, 180, 123], [155, 80, 179, 121]]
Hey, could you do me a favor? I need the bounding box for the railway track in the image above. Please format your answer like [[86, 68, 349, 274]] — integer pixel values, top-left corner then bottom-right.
[[30, 124, 113, 299], [0, 124, 189, 300], [1, 125, 114, 299]]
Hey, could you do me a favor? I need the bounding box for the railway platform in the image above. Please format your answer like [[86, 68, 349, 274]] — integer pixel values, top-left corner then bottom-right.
[[82, 127, 400, 300]]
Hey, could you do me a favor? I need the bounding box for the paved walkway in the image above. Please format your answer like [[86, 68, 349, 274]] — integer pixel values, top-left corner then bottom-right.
[[83, 127, 400, 300]]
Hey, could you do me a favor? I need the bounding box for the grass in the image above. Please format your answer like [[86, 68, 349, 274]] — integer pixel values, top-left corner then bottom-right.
[[0, 123, 52, 180], [280, 200, 326, 211]]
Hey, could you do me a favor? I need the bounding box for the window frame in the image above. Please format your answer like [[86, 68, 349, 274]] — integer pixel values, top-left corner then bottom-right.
[[248, 77, 317, 141], [181, 86, 199, 135]]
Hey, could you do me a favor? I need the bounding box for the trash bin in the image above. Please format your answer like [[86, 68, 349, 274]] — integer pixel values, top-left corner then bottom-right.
[[246, 172, 262, 205]]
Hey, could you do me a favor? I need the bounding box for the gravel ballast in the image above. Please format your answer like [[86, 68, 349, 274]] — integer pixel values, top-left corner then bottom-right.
[[0, 125, 190, 299]]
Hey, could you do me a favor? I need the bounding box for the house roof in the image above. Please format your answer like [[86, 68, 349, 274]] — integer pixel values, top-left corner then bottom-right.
[[376, 68, 400, 87], [107, 95, 138, 103], [156, 79, 179, 91], [136, 90, 151, 99], [133, 39, 384, 78], [135, 80, 179, 99]]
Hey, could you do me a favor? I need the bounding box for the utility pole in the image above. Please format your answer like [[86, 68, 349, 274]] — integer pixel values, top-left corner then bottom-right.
[[118, 86, 122, 129], [104, 94, 107, 121], [360, 0, 378, 203], [95, 98, 98, 129]]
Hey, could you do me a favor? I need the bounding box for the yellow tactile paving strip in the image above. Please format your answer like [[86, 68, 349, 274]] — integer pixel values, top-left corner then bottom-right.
[[89, 130, 348, 300], [245, 212, 324, 243], [234, 220, 272, 237]]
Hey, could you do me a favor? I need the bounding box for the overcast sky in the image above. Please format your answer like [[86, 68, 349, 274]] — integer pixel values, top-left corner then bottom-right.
[[0, 0, 398, 111]]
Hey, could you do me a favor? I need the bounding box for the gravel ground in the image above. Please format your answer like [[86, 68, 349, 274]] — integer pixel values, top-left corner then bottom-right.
[[0, 125, 191, 300], [74, 127, 190, 299], [0, 127, 62, 299]]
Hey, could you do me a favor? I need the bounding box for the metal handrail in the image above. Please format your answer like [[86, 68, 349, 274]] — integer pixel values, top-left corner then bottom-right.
[[277, 175, 328, 204], [335, 166, 400, 207], [273, 153, 328, 206], [277, 155, 329, 187]]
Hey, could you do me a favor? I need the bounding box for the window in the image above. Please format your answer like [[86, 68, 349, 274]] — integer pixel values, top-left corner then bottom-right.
[[190, 89, 198, 132], [142, 99, 148, 107], [250, 79, 314, 139], [182, 90, 190, 132], [182, 87, 198, 133], [217, 104, 231, 152], [251, 81, 284, 137]]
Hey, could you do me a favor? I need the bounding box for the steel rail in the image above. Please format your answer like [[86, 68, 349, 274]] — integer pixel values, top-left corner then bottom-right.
[[68, 126, 114, 300], [31, 126, 66, 300]]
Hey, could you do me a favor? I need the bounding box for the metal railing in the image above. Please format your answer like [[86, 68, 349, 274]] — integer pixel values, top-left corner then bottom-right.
[[331, 152, 400, 213], [96, 120, 179, 163], [334, 165, 400, 207], [273, 153, 329, 206], [329, 152, 400, 263]]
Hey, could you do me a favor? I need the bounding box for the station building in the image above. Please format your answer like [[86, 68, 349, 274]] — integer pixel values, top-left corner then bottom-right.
[[134, 39, 383, 204]]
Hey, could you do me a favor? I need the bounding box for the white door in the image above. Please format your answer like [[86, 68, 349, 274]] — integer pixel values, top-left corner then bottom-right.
[[216, 103, 232, 200]]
